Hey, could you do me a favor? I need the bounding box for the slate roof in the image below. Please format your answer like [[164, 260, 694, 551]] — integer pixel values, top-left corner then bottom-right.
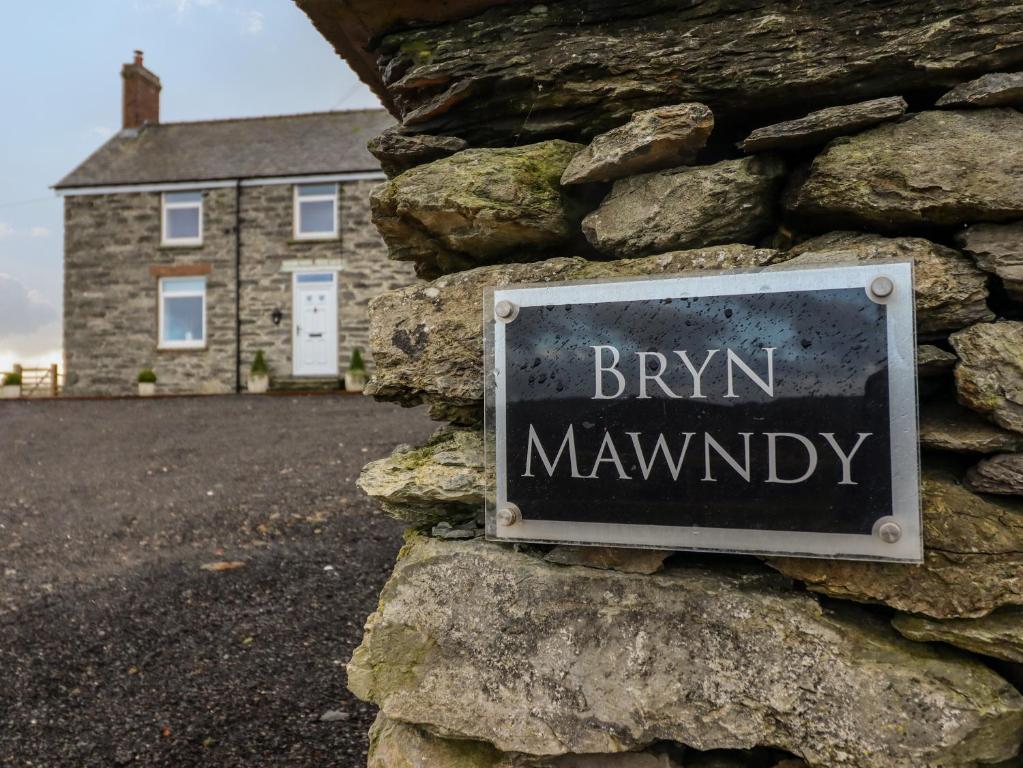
[[55, 109, 394, 189]]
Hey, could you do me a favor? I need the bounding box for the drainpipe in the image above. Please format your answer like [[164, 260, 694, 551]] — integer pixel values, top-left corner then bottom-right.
[[234, 179, 242, 393]]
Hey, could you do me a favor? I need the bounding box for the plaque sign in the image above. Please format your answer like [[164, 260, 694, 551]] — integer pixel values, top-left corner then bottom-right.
[[484, 262, 921, 562]]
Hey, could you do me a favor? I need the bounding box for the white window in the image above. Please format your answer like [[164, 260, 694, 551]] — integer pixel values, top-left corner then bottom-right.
[[159, 277, 206, 349], [162, 191, 203, 246], [294, 183, 338, 239]]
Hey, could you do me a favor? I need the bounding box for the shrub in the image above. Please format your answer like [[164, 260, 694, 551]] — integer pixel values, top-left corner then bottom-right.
[[348, 347, 366, 372], [251, 351, 269, 376], [137, 369, 157, 384], [2, 371, 21, 386]]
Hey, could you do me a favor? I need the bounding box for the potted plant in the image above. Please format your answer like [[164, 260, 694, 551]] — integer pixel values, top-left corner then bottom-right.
[[344, 347, 368, 393], [2, 371, 22, 399], [137, 369, 157, 397], [248, 351, 270, 394]]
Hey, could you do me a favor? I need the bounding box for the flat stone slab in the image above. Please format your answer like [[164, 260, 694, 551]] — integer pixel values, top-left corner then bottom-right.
[[769, 467, 1023, 619], [920, 399, 1023, 454], [367, 128, 468, 177], [893, 607, 1023, 663], [357, 427, 483, 526], [368, 714, 682, 768], [917, 344, 957, 378], [966, 453, 1023, 495], [582, 156, 785, 258], [951, 321, 1023, 434], [348, 535, 1023, 767], [561, 103, 714, 185], [955, 221, 1023, 301], [936, 72, 1023, 108], [363, 1, 1023, 145], [785, 231, 992, 336], [370, 140, 587, 277], [738, 96, 907, 153], [787, 109, 1023, 229]]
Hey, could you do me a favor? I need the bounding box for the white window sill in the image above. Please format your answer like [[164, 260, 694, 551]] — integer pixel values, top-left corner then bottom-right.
[[293, 233, 339, 242], [158, 343, 207, 352], [160, 239, 204, 248]]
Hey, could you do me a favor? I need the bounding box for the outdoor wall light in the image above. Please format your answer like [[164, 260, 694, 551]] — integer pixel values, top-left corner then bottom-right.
[[271, 308, 283, 326]]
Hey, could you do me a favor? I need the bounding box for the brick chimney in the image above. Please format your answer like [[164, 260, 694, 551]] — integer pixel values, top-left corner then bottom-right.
[[121, 50, 161, 130]]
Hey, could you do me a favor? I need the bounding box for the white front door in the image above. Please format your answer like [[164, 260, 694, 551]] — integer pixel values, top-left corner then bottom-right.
[[293, 272, 338, 376]]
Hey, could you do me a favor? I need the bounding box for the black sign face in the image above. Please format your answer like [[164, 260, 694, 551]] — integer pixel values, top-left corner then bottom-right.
[[486, 264, 921, 562]]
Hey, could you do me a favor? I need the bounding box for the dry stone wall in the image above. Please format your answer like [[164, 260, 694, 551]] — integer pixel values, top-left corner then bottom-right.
[[336, 5, 1023, 765]]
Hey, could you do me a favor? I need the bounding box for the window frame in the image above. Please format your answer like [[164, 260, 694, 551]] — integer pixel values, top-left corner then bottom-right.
[[161, 191, 204, 247], [293, 183, 339, 241], [158, 276, 207, 350]]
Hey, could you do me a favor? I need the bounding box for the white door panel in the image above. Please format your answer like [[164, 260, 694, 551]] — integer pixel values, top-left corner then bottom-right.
[[293, 272, 338, 376]]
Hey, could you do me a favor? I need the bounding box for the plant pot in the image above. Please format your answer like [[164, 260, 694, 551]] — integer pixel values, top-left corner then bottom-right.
[[1, 384, 21, 399], [138, 382, 156, 397], [344, 370, 367, 393], [248, 374, 269, 394]]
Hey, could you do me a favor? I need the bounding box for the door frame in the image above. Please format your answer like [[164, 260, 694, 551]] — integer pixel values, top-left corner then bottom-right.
[[291, 268, 340, 377]]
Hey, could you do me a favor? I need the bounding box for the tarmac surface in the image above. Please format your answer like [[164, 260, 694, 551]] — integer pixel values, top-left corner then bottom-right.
[[0, 394, 435, 767]]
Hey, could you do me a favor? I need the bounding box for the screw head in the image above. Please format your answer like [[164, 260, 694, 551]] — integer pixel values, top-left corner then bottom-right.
[[870, 276, 894, 299], [877, 520, 902, 543], [496, 505, 520, 527], [494, 300, 516, 321]]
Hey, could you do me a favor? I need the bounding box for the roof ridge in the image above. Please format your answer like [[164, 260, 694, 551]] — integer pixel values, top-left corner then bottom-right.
[[152, 107, 387, 128]]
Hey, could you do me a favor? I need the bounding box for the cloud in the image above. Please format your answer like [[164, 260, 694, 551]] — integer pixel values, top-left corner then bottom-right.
[[90, 126, 114, 140], [241, 9, 264, 35], [30, 227, 50, 239], [0, 223, 13, 240], [0, 274, 59, 339]]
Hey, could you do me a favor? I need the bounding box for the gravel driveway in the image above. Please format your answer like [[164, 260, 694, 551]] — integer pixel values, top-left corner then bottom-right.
[[0, 394, 435, 767]]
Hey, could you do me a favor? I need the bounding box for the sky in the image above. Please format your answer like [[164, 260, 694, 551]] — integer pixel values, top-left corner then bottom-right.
[[0, 0, 381, 373]]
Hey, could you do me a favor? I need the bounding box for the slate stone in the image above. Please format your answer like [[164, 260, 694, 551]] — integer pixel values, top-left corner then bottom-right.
[[348, 534, 1023, 767], [955, 221, 1023, 301], [787, 109, 1023, 229], [917, 345, 957, 378], [893, 607, 1023, 663], [920, 399, 1023, 454], [544, 545, 672, 575], [357, 1, 1023, 145], [950, 321, 1023, 434], [769, 467, 1023, 619], [365, 245, 780, 411], [582, 156, 786, 258], [966, 453, 1023, 495], [367, 128, 468, 177], [785, 232, 993, 336], [936, 72, 1023, 109], [356, 427, 483, 526], [370, 140, 588, 277], [738, 96, 907, 153], [561, 103, 714, 185]]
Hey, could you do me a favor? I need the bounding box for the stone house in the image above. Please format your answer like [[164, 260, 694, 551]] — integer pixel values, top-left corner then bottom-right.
[[55, 51, 414, 395]]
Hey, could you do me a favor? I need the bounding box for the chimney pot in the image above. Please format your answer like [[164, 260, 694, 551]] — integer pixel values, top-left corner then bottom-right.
[[122, 50, 161, 130]]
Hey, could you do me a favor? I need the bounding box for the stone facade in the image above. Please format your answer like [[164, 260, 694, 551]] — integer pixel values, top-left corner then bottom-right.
[[63, 179, 415, 395]]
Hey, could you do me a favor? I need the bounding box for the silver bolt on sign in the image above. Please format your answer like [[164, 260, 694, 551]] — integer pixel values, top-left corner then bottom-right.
[[496, 504, 521, 527], [869, 276, 895, 300], [877, 520, 902, 543], [495, 299, 518, 322]]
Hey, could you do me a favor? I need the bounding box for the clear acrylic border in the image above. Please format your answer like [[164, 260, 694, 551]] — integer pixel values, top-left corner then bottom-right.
[[483, 259, 922, 563]]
